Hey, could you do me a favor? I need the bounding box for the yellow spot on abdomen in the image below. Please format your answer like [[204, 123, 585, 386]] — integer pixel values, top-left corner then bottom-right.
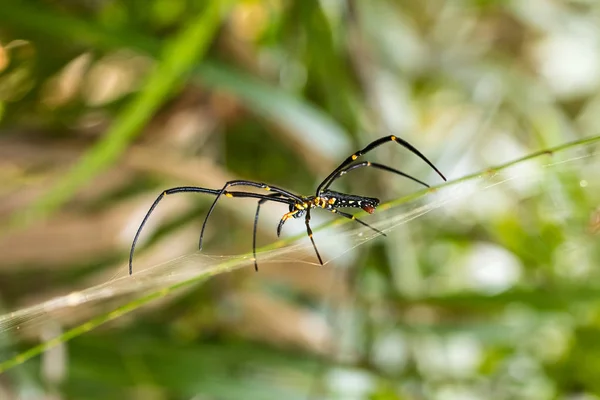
[[225, 193, 233, 198], [391, 135, 397, 141], [351, 154, 358, 160]]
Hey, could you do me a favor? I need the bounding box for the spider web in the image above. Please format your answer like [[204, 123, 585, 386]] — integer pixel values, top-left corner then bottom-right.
[[0, 180, 462, 338], [0, 141, 598, 370]]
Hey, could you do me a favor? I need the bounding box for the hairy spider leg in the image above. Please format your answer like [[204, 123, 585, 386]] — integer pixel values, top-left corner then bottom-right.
[[304, 208, 324, 265], [129, 186, 293, 275], [316, 135, 447, 195], [322, 161, 430, 192], [200, 180, 304, 251]]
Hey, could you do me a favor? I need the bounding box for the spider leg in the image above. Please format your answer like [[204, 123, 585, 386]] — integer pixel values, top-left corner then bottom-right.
[[129, 186, 292, 275], [252, 193, 285, 271], [322, 161, 430, 192], [305, 208, 324, 265], [328, 208, 386, 236], [317, 135, 446, 194], [200, 180, 302, 251], [130, 187, 219, 275], [277, 209, 302, 237]]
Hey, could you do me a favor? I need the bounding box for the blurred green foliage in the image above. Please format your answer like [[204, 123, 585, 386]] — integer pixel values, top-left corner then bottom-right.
[[1, 1, 600, 399]]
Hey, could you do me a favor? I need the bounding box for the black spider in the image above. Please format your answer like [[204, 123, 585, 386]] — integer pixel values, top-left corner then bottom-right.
[[129, 135, 446, 274]]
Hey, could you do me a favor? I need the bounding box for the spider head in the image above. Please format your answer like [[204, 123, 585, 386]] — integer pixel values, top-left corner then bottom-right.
[[289, 203, 306, 218]]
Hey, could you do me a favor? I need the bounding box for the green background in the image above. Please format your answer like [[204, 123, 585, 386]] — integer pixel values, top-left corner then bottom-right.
[[1, 1, 600, 399]]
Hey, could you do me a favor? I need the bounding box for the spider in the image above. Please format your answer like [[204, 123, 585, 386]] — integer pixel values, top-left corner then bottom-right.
[[129, 135, 446, 274]]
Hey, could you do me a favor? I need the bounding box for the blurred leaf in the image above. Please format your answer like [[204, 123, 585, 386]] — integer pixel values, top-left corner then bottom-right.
[[0, 2, 158, 53], [196, 63, 349, 157], [0, 0, 349, 212], [65, 332, 318, 400], [7, 2, 229, 227]]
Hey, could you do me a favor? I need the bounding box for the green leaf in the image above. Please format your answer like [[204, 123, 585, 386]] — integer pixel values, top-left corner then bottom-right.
[[7, 2, 230, 227]]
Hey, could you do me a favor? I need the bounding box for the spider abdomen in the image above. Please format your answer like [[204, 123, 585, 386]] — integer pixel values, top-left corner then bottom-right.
[[317, 190, 380, 214]]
